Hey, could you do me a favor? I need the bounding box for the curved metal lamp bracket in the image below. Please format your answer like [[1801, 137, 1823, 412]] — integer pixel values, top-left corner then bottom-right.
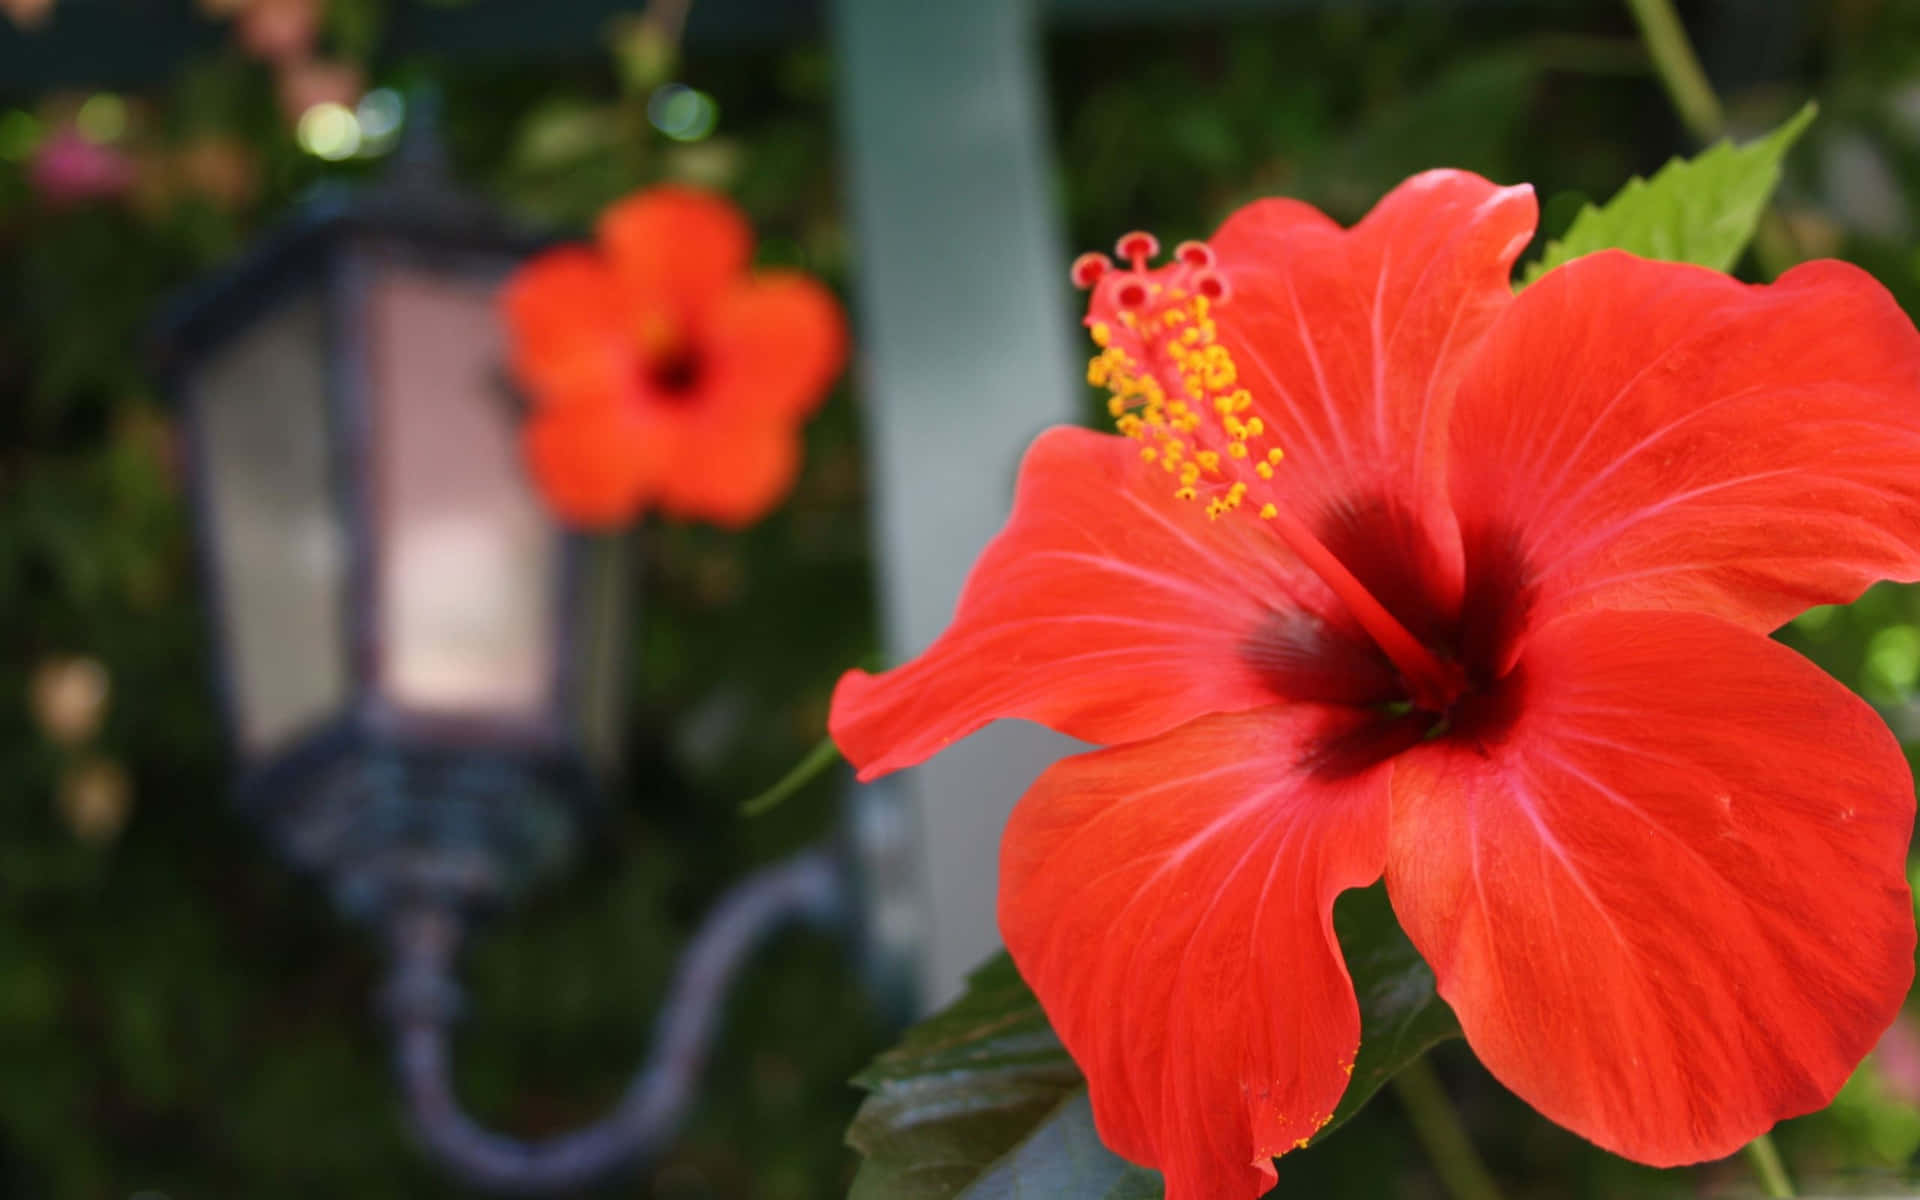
[[250, 743, 850, 1194], [381, 848, 846, 1194]]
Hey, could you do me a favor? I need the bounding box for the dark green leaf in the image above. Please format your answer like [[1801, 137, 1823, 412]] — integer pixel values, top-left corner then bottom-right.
[[1520, 102, 1816, 286], [845, 884, 1459, 1198], [1323, 883, 1462, 1135]]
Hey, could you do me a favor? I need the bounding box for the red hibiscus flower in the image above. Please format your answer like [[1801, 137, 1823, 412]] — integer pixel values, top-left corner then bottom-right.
[[829, 171, 1920, 1199], [502, 185, 847, 529]]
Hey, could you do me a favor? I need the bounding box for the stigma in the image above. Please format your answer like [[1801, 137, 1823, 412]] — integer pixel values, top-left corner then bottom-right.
[[1072, 231, 1283, 523]]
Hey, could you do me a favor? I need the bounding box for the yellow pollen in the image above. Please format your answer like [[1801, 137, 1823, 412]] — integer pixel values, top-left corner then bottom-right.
[[1086, 269, 1286, 524]]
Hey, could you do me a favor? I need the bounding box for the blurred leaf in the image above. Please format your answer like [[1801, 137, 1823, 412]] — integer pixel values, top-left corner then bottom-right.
[[325, 0, 385, 63], [1824, 1056, 1920, 1166], [1521, 102, 1817, 285], [845, 884, 1457, 1198], [611, 15, 678, 96]]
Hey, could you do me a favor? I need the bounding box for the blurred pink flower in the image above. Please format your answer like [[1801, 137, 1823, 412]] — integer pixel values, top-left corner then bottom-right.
[[30, 126, 135, 205], [1875, 1012, 1920, 1107], [276, 58, 364, 126], [1, 0, 54, 29], [234, 0, 317, 62]]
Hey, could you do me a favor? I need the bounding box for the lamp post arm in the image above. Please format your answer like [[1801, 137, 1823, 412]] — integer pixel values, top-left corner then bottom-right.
[[384, 847, 847, 1194]]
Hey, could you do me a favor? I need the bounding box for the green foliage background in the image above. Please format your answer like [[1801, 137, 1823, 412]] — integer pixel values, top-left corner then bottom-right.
[[7, 1, 1920, 1197]]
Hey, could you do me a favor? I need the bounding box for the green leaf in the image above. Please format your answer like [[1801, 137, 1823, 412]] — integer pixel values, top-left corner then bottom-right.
[[844, 884, 1458, 1198], [1324, 883, 1462, 1132], [1520, 101, 1816, 286]]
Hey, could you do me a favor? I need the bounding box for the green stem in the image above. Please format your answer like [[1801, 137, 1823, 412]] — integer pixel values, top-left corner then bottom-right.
[[740, 734, 843, 817], [1623, 0, 1723, 144], [1742, 1132, 1796, 1198], [1392, 1056, 1506, 1200]]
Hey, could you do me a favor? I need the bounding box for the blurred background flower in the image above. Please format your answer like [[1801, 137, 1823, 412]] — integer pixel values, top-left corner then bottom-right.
[[28, 121, 134, 205], [506, 185, 846, 529]]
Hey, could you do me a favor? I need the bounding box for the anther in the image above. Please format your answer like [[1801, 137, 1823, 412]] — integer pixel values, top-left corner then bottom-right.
[[1115, 230, 1160, 268], [1175, 240, 1215, 269], [1070, 252, 1112, 289]]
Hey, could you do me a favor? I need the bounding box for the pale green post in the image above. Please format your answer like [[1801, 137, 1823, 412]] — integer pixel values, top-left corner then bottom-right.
[[833, 0, 1083, 1009]]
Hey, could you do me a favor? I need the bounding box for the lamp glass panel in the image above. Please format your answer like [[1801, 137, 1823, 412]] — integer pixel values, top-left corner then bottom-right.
[[192, 291, 349, 757], [366, 258, 560, 726]]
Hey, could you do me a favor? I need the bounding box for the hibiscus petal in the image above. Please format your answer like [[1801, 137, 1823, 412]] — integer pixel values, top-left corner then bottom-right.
[[1212, 170, 1536, 502], [521, 397, 669, 529], [829, 425, 1395, 781], [597, 185, 751, 317], [1449, 252, 1920, 643], [703, 271, 848, 419], [1000, 706, 1394, 1200], [655, 419, 801, 529], [1387, 608, 1916, 1165], [500, 246, 628, 404]]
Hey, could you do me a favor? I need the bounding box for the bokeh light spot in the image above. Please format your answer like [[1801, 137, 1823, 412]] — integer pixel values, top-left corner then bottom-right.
[[356, 87, 404, 155], [76, 93, 126, 143], [648, 83, 719, 142], [297, 102, 361, 161]]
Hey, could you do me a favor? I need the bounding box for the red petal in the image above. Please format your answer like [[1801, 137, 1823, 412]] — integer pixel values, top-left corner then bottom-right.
[[1449, 252, 1920, 641], [597, 185, 751, 317], [1212, 171, 1535, 497], [702, 271, 848, 419], [654, 420, 801, 528], [521, 398, 668, 528], [1205, 172, 1536, 612], [1001, 707, 1392, 1200], [829, 426, 1394, 781], [1388, 609, 1915, 1164], [500, 246, 629, 405]]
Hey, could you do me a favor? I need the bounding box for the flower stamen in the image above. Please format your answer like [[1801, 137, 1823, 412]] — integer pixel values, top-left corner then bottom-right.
[[1072, 231, 1467, 712]]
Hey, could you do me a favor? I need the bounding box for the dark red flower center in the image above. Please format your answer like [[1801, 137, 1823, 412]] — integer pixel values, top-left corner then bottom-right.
[[640, 347, 706, 403], [1243, 499, 1536, 774]]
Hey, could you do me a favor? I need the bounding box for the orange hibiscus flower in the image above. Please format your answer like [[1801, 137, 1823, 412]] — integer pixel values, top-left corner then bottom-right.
[[502, 186, 847, 529]]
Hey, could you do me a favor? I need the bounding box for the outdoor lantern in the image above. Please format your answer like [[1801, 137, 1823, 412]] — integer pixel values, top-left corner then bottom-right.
[[156, 108, 852, 1192], [158, 127, 625, 924]]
